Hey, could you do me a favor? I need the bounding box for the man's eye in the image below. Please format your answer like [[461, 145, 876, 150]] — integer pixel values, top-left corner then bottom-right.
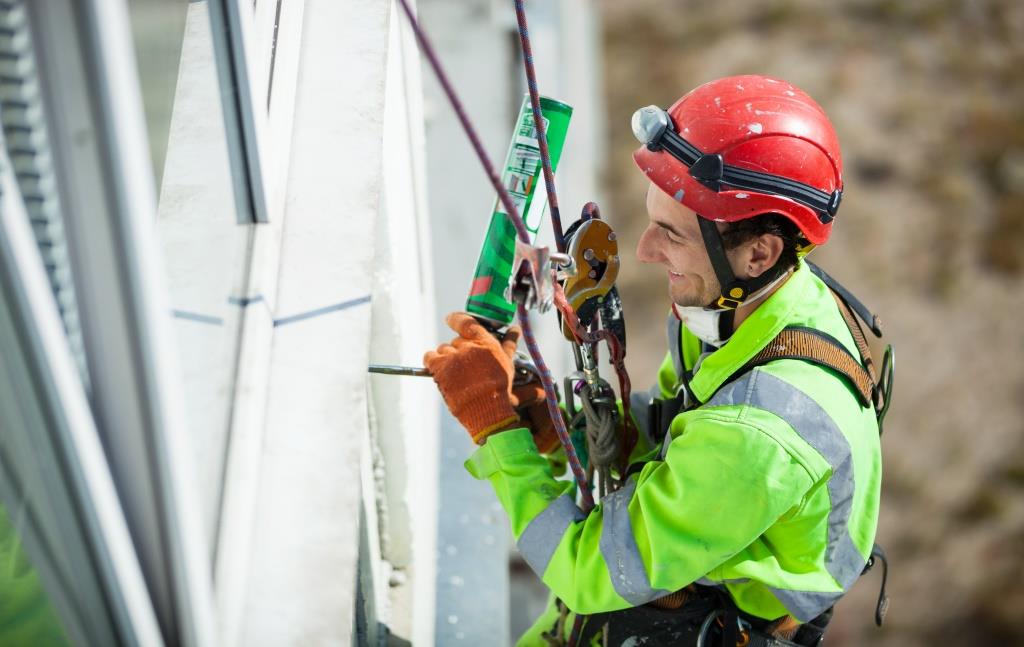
[[664, 229, 684, 243]]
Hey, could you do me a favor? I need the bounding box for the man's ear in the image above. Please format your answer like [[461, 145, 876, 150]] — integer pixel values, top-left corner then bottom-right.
[[746, 234, 784, 278]]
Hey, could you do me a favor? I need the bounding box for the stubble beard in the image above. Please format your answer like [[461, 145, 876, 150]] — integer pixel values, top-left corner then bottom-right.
[[669, 276, 720, 309]]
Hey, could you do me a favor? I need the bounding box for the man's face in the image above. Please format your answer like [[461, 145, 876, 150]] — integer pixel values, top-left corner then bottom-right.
[[635, 183, 722, 308]]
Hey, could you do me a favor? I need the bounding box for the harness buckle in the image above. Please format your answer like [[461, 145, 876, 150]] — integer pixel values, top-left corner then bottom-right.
[[875, 344, 895, 434]]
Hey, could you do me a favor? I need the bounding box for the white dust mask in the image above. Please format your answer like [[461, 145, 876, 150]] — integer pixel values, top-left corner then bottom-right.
[[673, 271, 791, 348]]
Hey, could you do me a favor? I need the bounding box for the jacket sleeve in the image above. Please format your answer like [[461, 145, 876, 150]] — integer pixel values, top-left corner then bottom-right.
[[465, 411, 815, 614]]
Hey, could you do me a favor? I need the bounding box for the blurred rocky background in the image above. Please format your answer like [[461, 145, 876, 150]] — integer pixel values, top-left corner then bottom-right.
[[598, 0, 1024, 644]]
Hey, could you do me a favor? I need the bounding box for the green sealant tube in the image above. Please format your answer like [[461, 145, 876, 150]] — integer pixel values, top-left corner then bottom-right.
[[465, 95, 572, 326]]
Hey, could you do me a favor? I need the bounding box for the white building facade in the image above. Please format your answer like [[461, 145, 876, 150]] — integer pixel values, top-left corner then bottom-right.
[[0, 0, 601, 645]]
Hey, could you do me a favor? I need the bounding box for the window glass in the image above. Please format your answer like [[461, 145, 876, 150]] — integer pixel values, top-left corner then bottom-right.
[[0, 505, 69, 645], [127, 0, 250, 550], [126, 0, 189, 189]]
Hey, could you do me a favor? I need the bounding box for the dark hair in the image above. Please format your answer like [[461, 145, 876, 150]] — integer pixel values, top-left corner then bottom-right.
[[720, 212, 803, 271]]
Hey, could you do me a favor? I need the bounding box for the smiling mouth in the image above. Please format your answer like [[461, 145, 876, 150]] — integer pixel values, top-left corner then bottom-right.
[[668, 270, 684, 282]]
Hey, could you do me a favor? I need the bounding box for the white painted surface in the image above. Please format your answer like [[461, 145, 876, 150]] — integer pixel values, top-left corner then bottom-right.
[[214, 8, 306, 634], [156, 0, 247, 551], [369, 1, 439, 644], [238, 0, 391, 644]]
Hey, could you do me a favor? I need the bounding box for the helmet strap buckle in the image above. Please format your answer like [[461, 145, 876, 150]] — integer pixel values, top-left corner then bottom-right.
[[716, 291, 746, 310]]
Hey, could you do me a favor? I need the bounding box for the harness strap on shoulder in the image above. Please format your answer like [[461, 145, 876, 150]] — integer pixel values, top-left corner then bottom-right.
[[831, 291, 878, 388], [807, 261, 883, 337], [739, 326, 874, 408]]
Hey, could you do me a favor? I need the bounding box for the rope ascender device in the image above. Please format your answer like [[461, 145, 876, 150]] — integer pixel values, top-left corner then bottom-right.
[[383, 0, 638, 521]]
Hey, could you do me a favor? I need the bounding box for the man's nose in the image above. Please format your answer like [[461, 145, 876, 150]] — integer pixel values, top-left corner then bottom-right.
[[636, 225, 661, 264]]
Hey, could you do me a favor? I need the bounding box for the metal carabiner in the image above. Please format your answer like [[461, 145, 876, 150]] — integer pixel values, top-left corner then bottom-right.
[[695, 610, 719, 647], [696, 609, 752, 647]]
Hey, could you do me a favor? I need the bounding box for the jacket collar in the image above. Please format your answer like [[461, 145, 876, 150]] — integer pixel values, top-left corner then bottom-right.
[[688, 260, 811, 403]]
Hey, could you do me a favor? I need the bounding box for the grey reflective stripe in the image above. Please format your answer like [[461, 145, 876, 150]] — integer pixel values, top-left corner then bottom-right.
[[767, 587, 844, 623], [697, 576, 750, 586], [705, 369, 867, 620], [693, 350, 713, 375], [667, 312, 683, 380], [629, 388, 655, 447], [598, 479, 672, 605], [517, 495, 585, 577], [658, 429, 672, 460]]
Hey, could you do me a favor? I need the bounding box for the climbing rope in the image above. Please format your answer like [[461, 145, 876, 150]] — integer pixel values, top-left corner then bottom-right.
[[512, 5, 639, 645], [511, 2, 639, 476], [396, 0, 595, 512], [513, 0, 567, 254], [575, 383, 619, 497]]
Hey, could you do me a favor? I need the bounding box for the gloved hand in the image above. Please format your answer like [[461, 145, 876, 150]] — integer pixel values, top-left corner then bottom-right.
[[424, 312, 521, 444], [510, 370, 562, 455]]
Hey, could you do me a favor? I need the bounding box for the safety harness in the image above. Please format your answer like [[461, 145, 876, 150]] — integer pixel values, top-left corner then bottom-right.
[[652, 262, 893, 434], [626, 262, 893, 647], [577, 583, 831, 647]]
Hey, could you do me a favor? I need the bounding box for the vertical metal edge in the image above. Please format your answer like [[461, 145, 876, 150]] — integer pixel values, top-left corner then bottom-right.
[[261, 0, 305, 223], [0, 143, 163, 646], [27, 0, 219, 644], [207, 0, 270, 224], [78, 0, 220, 641]]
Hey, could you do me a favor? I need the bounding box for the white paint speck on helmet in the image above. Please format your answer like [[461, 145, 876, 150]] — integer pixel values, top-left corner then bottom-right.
[[736, 193, 750, 199], [748, 123, 763, 134], [674, 189, 685, 202]]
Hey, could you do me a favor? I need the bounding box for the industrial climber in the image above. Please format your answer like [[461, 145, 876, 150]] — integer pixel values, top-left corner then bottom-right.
[[425, 75, 884, 646]]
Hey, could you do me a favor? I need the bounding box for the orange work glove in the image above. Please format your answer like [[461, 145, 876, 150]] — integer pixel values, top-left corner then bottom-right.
[[423, 312, 521, 444], [511, 374, 561, 455]]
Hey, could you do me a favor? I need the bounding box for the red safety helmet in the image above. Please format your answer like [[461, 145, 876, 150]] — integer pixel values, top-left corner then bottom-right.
[[632, 75, 842, 247]]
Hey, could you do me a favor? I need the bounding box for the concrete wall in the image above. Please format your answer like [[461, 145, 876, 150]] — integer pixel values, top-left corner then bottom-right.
[[156, 0, 439, 644], [223, 1, 437, 645]]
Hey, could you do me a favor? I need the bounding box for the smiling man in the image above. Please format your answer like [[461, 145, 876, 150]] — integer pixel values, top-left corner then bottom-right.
[[425, 75, 884, 646]]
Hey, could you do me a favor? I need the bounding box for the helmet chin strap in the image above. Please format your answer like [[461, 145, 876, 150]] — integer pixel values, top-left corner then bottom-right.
[[672, 217, 791, 348], [696, 216, 789, 311]]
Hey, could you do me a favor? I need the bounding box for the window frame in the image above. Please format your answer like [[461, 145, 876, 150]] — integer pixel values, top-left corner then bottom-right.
[[25, 0, 219, 643]]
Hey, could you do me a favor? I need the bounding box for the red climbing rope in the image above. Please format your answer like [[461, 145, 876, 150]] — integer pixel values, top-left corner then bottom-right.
[[396, 0, 595, 512], [511, 7, 636, 643], [513, 0, 567, 254], [512, 6, 638, 468]]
